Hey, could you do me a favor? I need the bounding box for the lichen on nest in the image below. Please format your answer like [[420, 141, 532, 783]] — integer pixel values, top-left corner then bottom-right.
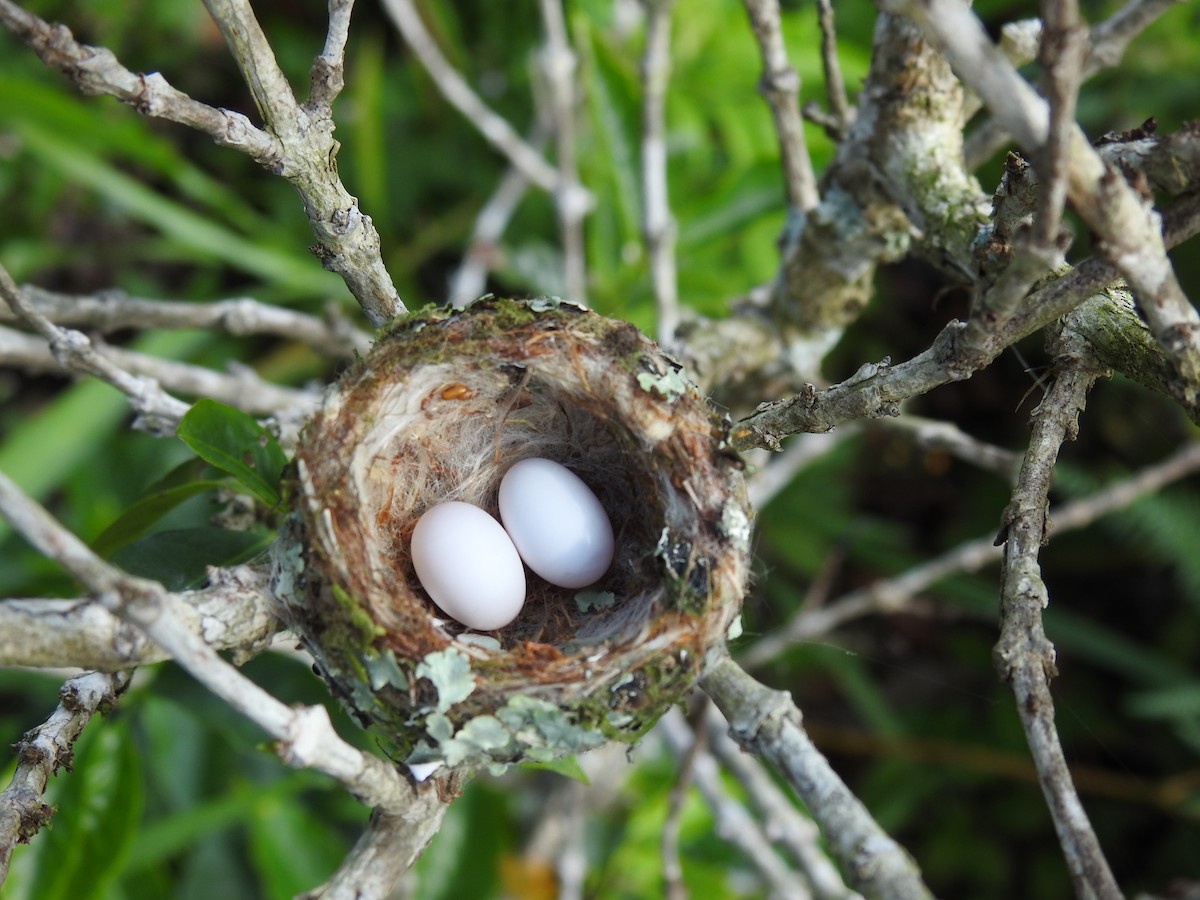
[[275, 297, 752, 773]]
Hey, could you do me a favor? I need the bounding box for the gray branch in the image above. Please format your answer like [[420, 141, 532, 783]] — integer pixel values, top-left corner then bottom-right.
[[701, 656, 933, 900], [0, 0, 404, 325], [992, 326, 1121, 899], [0, 285, 371, 358], [0, 565, 281, 671]]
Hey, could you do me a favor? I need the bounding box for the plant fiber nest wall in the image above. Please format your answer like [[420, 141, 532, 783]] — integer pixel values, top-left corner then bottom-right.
[[274, 298, 752, 775]]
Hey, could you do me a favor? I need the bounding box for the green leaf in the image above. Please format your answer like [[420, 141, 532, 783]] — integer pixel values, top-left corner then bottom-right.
[[518, 755, 590, 784], [109, 526, 275, 590], [91, 478, 230, 559], [176, 399, 286, 507], [247, 795, 344, 898]]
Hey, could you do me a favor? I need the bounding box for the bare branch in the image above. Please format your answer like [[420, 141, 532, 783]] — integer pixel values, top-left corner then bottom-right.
[[0, 565, 281, 671], [1034, 0, 1088, 247], [1087, 0, 1187, 72], [879, 416, 1021, 480], [1, 0, 404, 326], [0, 285, 371, 358], [0, 671, 131, 884], [659, 707, 814, 899], [640, 0, 681, 345], [537, 0, 588, 304], [200, 0, 402, 325], [381, 0, 563, 195], [306, 0, 355, 114], [700, 656, 933, 900], [704, 707, 861, 900], [992, 327, 1121, 899], [300, 801, 455, 900], [739, 439, 1200, 668], [814, 0, 851, 135], [0, 325, 317, 420], [448, 132, 544, 305], [0, 0, 281, 166], [0, 263, 190, 434], [0, 467, 416, 815], [741, 0, 820, 212]]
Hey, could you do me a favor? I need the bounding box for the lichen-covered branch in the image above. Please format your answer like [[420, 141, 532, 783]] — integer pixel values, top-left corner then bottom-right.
[[731, 189, 1200, 450], [700, 656, 933, 900], [889, 0, 1200, 401], [0, 671, 131, 885], [992, 327, 1121, 899]]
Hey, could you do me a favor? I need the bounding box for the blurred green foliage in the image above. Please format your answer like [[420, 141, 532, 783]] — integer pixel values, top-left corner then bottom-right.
[[2, 0, 1200, 897]]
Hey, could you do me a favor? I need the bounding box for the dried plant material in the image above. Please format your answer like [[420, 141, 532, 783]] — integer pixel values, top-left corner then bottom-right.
[[277, 298, 752, 771]]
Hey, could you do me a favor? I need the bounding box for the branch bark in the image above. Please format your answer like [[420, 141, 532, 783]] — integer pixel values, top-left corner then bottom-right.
[[992, 326, 1121, 899], [701, 655, 933, 900]]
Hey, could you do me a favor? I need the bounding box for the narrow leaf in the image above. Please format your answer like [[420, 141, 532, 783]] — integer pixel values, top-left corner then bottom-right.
[[176, 399, 286, 506]]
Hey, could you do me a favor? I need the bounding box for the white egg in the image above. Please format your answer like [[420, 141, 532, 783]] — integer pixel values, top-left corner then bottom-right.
[[410, 501, 526, 630], [499, 457, 615, 589]]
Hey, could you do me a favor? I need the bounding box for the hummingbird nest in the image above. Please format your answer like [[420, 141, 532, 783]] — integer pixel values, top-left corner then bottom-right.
[[273, 298, 752, 776]]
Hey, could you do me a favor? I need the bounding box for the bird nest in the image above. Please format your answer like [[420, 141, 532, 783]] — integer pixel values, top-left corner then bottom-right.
[[274, 297, 752, 775]]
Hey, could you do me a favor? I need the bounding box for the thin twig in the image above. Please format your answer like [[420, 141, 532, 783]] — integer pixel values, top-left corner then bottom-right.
[[740, 0, 820, 212], [538, 0, 588, 304], [992, 326, 1121, 899], [0, 325, 317, 419], [306, 0, 355, 114], [813, 0, 851, 133], [704, 707, 861, 900], [0, 262, 190, 434], [1035, 0, 1088, 247], [1086, 0, 1187, 73], [381, 0, 563, 194], [0, 671, 131, 886], [0, 285, 371, 358], [640, 0, 681, 345], [739, 439, 1200, 668]]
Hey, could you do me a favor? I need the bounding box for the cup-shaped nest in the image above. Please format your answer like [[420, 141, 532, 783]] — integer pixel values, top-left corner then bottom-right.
[[274, 298, 752, 775]]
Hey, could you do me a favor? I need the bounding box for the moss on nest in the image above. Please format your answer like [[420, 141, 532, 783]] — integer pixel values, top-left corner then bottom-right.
[[273, 297, 752, 775]]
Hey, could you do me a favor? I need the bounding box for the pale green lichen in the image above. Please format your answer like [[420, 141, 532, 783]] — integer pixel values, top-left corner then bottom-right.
[[637, 367, 689, 401], [575, 589, 617, 613], [726, 614, 744, 641], [407, 693, 605, 772], [416, 648, 476, 713]]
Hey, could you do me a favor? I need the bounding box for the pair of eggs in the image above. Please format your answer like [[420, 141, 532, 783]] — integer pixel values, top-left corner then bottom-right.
[[410, 457, 615, 630]]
